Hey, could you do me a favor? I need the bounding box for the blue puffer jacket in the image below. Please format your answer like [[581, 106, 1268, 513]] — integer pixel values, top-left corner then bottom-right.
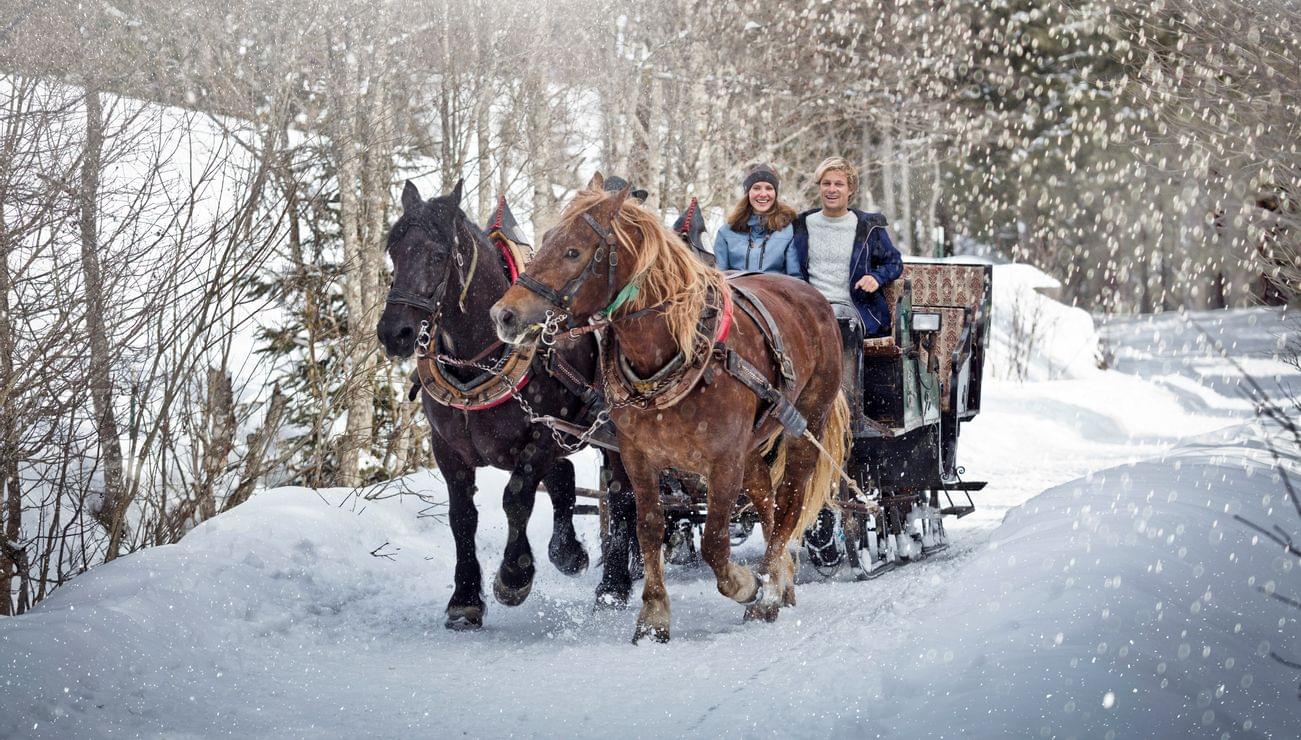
[[712, 214, 799, 276], [791, 208, 903, 337]]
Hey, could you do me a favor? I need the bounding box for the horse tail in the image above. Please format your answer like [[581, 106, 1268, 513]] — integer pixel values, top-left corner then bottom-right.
[[759, 430, 787, 489], [795, 391, 850, 536]]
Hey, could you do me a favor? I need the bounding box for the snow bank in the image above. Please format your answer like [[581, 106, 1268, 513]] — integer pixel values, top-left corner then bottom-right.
[[0, 477, 464, 737], [4, 425, 1297, 738], [863, 423, 1301, 737], [987, 262, 1103, 381]]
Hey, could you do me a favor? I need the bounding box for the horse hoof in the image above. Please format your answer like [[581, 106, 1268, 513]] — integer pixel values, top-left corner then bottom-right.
[[493, 571, 534, 607], [744, 602, 779, 623], [632, 622, 670, 644], [445, 605, 484, 631], [550, 540, 590, 577], [593, 588, 630, 611], [781, 587, 796, 608]]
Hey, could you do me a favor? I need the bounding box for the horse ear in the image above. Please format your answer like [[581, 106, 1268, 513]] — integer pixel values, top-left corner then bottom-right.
[[587, 171, 605, 191], [401, 180, 422, 212], [450, 179, 464, 206], [605, 184, 632, 216]]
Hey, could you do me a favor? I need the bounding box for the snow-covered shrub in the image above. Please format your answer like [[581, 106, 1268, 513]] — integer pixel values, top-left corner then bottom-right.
[[988, 263, 1103, 382]]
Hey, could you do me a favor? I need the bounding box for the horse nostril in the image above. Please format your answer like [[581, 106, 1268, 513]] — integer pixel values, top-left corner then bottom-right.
[[497, 307, 516, 329], [397, 326, 414, 342]]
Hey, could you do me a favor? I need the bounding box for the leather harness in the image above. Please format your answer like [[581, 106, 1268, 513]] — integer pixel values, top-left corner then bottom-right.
[[391, 211, 598, 420], [510, 209, 810, 437], [599, 274, 807, 438], [515, 213, 623, 329]]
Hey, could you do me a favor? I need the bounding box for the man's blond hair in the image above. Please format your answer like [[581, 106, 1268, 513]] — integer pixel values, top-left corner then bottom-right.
[[813, 156, 859, 193]]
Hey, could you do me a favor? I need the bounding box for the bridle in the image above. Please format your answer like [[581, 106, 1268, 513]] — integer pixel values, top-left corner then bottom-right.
[[515, 213, 629, 330], [384, 212, 480, 326]]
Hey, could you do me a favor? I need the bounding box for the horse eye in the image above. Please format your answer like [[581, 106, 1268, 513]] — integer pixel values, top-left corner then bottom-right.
[[564, 248, 580, 260]]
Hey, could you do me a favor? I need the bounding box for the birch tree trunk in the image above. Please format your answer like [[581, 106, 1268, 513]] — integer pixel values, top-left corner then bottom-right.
[[79, 89, 130, 559], [524, 17, 560, 234], [0, 185, 16, 615], [527, 96, 555, 236], [476, 95, 493, 221], [335, 55, 371, 486], [642, 72, 663, 210], [497, 93, 514, 209], [925, 150, 942, 257], [937, 199, 956, 258], [858, 123, 878, 209], [339, 44, 398, 487], [881, 126, 897, 225], [899, 140, 914, 255], [690, 78, 713, 207]]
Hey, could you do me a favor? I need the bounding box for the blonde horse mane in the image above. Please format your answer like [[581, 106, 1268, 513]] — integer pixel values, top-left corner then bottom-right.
[[558, 187, 726, 363]]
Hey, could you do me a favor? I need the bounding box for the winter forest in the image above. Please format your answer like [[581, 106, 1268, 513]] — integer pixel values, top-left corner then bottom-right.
[[1, 0, 1299, 737]]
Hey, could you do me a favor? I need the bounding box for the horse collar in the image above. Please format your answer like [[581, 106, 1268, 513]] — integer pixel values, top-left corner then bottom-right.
[[415, 340, 537, 412], [600, 285, 728, 411]]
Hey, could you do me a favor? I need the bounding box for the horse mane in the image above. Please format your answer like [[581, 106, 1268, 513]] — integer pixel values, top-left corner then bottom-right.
[[388, 196, 498, 263], [559, 187, 726, 363]]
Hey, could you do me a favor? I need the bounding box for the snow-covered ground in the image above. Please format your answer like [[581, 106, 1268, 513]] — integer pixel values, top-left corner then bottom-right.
[[2, 300, 1298, 738]]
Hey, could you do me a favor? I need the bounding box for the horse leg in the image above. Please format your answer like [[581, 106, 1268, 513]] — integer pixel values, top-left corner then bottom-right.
[[765, 436, 825, 618], [738, 456, 784, 623], [494, 434, 546, 607], [595, 452, 635, 610], [542, 457, 589, 576], [434, 446, 484, 631], [622, 449, 670, 643], [700, 458, 764, 606]]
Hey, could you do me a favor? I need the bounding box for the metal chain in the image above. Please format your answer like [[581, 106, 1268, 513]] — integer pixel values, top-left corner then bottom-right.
[[433, 352, 510, 375], [416, 318, 510, 375], [513, 390, 611, 453]]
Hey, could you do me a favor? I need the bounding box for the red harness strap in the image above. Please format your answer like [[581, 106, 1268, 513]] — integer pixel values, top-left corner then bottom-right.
[[715, 285, 735, 343], [491, 235, 521, 283]]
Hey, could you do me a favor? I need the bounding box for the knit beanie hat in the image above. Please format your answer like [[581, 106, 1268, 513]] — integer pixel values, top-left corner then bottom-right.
[[603, 175, 649, 203], [742, 164, 780, 196]]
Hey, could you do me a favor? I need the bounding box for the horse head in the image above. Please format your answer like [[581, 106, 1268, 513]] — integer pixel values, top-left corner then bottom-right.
[[376, 179, 470, 358], [491, 172, 633, 345]]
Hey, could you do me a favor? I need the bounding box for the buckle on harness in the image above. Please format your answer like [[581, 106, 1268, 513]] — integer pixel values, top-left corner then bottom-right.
[[779, 356, 797, 386]]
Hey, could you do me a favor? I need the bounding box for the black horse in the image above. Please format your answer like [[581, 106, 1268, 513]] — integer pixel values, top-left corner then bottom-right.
[[376, 181, 638, 628]]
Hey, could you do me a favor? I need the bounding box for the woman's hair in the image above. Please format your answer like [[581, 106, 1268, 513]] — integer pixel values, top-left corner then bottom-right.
[[725, 193, 796, 234], [813, 156, 860, 193]]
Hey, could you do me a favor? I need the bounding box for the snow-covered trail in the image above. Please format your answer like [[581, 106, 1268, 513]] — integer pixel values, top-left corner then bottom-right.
[[2, 307, 1298, 739]]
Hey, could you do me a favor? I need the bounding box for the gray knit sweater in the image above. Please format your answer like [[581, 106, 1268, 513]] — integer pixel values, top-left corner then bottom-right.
[[805, 210, 857, 305]]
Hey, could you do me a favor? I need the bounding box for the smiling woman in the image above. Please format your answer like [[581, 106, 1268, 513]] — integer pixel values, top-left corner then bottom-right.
[[712, 163, 799, 275]]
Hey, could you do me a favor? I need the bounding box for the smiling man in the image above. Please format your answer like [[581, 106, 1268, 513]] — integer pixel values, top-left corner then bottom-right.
[[792, 156, 903, 339], [791, 156, 904, 483]]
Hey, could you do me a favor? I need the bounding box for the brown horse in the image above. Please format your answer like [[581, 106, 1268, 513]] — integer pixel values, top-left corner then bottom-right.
[[491, 174, 849, 642]]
